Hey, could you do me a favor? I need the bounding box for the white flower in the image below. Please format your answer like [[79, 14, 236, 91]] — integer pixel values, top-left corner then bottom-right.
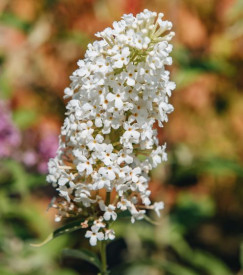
[[77, 156, 94, 175], [105, 229, 115, 240], [136, 34, 151, 50], [117, 198, 132, 211], [58, 177, 69, 186], [93, 217, 106, 230], [106, 91, 127, 110], [64, 87, 73, 99], [141, 190, 151, 206], [57, 185, 72, 202], [112, 46, 130, 68], [117, 149, 133, 165], [85, 226, 104, 246], [150, 145, 167, 168], [129, 167, 141, 183], [130, 207, 146, 223], [121, 63, 139, 86], [87, 134, 104, 151], [99, 144, 117, 166], [78, 121, 94, 139], [117, 165, 130, 178], [74, 184, 95, 207], [153, 201, 164, 217], [99, 166, 117, 181], [92, 172, 111, 190], [99, 202, 117, 221], [122, 122, 140, 142], [131, 175, 148, 192]]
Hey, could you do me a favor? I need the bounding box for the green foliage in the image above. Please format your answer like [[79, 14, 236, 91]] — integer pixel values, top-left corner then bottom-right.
[[0, 159, 79, 275], [170, 193, 215, 231], [169, 154, 243, 187], [62, 248, 101, 270], [169, 234, 233, 275]]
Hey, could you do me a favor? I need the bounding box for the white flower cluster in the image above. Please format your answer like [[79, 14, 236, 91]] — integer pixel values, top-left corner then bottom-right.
[[47, 9, 175, 246]]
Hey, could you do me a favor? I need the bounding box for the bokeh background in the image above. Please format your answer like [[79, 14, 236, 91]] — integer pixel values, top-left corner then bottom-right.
[[0, 0, 243, 274]]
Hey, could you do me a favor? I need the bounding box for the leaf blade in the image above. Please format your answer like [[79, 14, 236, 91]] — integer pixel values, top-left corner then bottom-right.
[[31, 219, 84, 247]]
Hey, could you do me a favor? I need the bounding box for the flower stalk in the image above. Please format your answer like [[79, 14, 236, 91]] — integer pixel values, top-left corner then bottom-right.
[[99, 241, 108, 275]]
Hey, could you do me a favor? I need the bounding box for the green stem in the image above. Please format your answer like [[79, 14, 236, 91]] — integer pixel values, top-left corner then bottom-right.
[[105, 192, 111, 206], [100, 241, 108, 275], [98, 192, 111, 274]]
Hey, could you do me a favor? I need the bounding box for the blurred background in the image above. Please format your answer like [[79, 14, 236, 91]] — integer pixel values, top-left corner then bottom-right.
[[0, 0, 243, 274]]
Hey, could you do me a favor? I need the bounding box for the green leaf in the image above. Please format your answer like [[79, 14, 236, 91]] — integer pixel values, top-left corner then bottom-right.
[[31, 219, 84, 247], [62, 248, 101, 270], [53, 220, 84, 238], [31, 233, 54, 247]]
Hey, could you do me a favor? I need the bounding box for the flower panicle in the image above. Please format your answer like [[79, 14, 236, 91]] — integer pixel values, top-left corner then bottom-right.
[[47, 9, 175, 246]]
